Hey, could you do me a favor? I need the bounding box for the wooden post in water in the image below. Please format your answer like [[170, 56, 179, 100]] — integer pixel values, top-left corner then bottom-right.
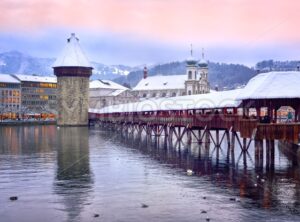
[[205, 129, 210, 144], [216, 130, 220, 147], [243, 138, 247, 151], [266, 139, 270, 171], [254, 139, 263, 171], [230, 131, 236, 151], [270, 140, 275, 170], [187, 129, 192, 144], [226, 130, 230, 150]]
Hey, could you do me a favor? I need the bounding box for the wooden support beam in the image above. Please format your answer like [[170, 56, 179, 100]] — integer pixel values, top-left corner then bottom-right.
[[230, 131, 236, 151], [216, 130, 220, 147]]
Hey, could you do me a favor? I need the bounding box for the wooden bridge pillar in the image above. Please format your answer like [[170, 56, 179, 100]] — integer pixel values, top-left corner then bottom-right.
[[266, 139, 275, 171], [226, 130, 230, 149], [205, 129, 210, 144], [230, 131, 236, 151], [254, 139, 264, 171], [187, 129, 192, 144], [216, 130, 220, 147], [242, 138, 247, 151], [198, 129, 202, 143], [164, 125, 169, 137]]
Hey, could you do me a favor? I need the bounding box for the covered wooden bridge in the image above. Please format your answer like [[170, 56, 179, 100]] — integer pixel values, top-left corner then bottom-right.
[[89, 71, 300, 146]]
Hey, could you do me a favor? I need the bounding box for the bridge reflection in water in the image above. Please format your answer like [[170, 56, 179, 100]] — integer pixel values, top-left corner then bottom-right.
[[99, 125, 300, 212]]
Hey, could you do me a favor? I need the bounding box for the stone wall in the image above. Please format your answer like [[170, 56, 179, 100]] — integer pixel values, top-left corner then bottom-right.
[[57, 76, 89, 126]]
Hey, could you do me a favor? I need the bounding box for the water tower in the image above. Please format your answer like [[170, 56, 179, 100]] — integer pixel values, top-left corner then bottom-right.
[[53, 33, 93, 126]]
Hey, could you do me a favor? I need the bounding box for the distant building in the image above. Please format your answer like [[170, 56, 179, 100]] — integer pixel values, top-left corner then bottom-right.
[[132, 48, 210, 99], [89, 79, 138, 109], [0, 74, 21, 119], [13, 74, 57, 116]]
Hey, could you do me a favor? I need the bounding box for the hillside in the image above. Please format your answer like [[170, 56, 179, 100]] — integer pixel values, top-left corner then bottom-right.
[[114, 61, 257, 89], [1, 51, 299, 90], [0, 51, 135, 80]]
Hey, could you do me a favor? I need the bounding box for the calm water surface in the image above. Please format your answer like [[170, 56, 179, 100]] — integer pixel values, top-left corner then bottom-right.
[[0, 126, 300, 222]]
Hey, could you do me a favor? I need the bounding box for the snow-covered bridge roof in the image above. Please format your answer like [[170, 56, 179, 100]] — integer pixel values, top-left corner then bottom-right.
[[237, 71, 300, 100], [89, 89, 242, 114]]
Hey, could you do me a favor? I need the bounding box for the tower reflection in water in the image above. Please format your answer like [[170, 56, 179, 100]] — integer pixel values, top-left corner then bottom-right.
[[54, 127, 93, 222]]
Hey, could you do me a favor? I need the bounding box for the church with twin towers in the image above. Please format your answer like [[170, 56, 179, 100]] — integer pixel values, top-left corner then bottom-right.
[[132, 46, 210, 99]]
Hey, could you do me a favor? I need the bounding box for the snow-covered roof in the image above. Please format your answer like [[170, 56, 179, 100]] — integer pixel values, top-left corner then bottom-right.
[[89, 89, 241, 114], [0, 74, 20, 84], [53, 33, 92, 68], [89, 79, 128, 90], [133, 75, 186, 91], [237, 71, 300, 100], [13, 74, 57, 83], [110, 89, 127, 96]]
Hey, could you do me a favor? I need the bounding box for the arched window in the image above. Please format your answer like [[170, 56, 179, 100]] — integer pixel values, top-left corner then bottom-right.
[[188, 71, 192, 79]]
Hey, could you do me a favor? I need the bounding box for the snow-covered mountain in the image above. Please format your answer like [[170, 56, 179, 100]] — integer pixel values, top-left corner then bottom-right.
[[0, 51, 135, 80]]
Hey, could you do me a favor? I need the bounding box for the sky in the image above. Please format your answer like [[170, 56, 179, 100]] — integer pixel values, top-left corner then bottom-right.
[[0, 0, 300, 66]]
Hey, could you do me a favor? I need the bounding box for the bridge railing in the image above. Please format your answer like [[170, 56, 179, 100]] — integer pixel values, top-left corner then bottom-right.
[[94, 114, 259, 131]]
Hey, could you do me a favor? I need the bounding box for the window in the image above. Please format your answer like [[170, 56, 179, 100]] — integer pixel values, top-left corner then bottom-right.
[[162, 92, 166, 97], [188, 71, 192, 79], [188, 90, 191, 95], [172, 92, 176, 97]]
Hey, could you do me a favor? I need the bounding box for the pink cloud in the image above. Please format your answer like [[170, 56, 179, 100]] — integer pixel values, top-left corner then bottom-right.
[[0, 0, 299, 44]]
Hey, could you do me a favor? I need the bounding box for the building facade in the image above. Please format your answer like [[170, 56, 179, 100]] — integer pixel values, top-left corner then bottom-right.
[[89, 79, 138, 109], [13, 74, 57, 116], [133, 50, 210, 99], [53, 33, 93, 126], [0, 74, 21, 119]]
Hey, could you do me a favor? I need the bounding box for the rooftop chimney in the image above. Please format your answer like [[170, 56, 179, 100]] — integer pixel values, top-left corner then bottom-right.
[[143, 66, 148, 79]]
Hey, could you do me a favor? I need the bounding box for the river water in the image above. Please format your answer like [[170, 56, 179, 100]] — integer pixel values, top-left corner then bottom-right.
[[0, 125, 300, 222]]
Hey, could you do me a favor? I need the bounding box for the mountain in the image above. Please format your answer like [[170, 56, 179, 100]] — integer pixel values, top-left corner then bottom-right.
[[114, 61, 257, 90], [0, 51, 54, 75], [0, 51, 135, 80], [1, 51, 299, 90]]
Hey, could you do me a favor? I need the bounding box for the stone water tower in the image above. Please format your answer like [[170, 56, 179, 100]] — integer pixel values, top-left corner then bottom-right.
[[53, 33, 93, 126]]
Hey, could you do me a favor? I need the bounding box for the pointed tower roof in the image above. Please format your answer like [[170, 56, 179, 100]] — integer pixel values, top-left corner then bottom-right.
[[186, 44, 197, 66], [198, 48, 208, 68], [53, 33, 92, 68]]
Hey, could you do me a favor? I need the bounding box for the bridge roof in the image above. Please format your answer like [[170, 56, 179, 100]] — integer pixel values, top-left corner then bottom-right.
[[237, 71, 300, 100], [89, 89, 242, 114]]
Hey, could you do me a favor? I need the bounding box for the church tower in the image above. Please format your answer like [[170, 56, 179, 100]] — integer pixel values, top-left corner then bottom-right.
[[198, 48, 210, 93], [53, 33, 93, 126], [185, 45, 199, 95]]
